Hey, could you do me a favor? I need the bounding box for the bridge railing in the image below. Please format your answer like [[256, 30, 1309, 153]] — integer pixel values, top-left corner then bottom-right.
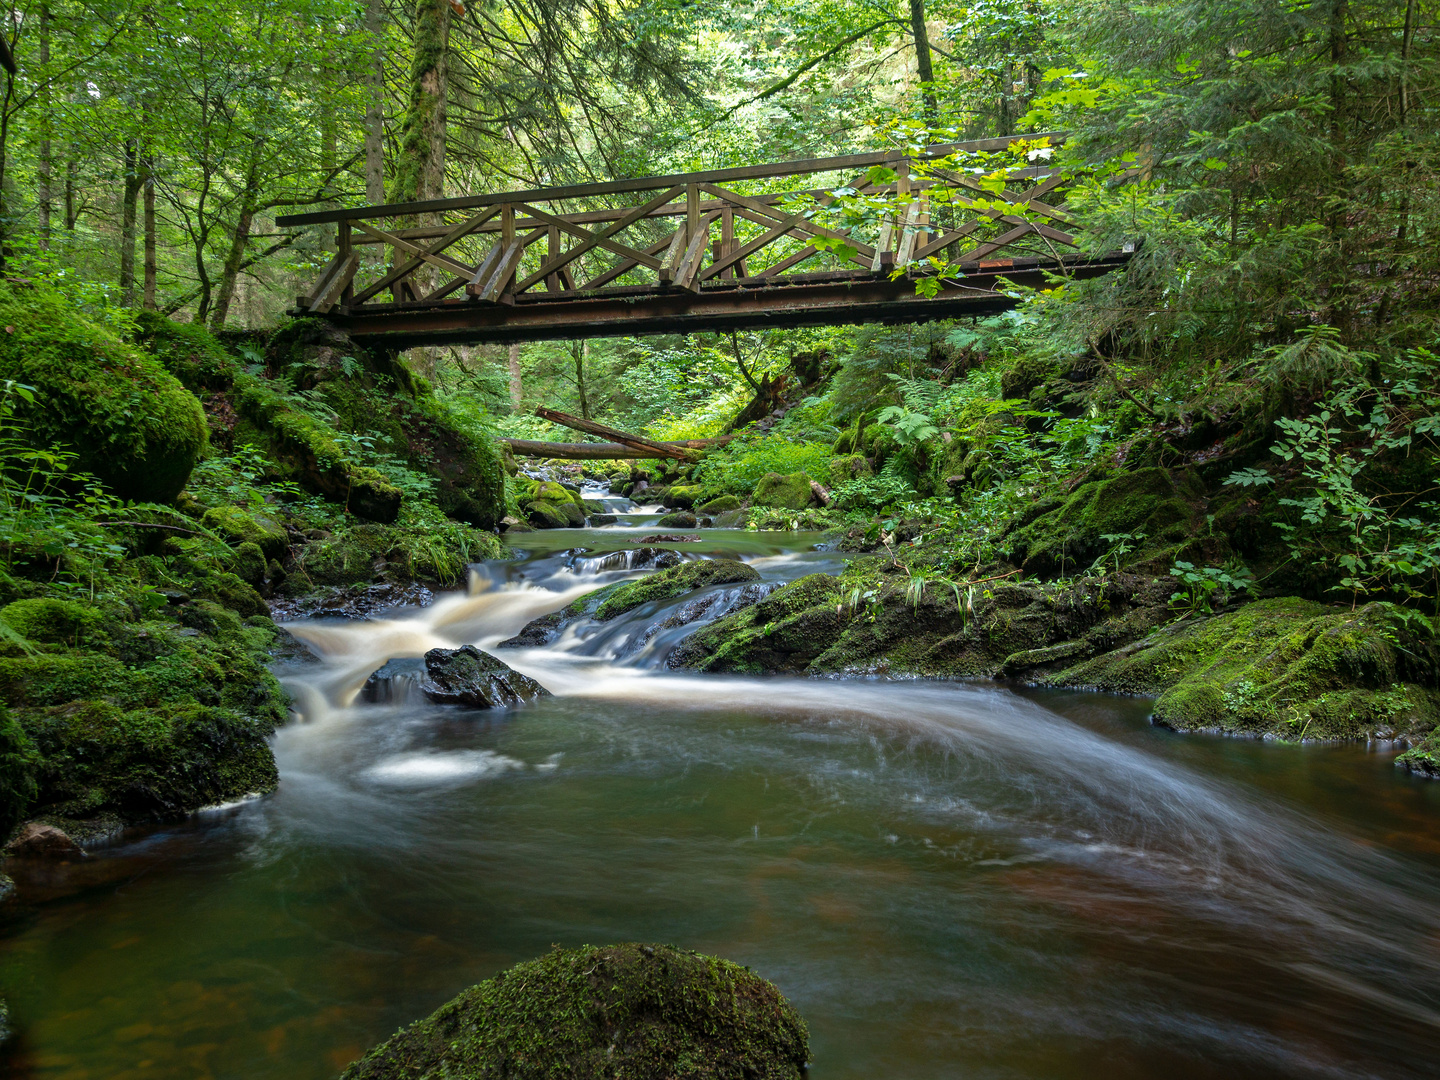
[[277, 132, 1079, 316]]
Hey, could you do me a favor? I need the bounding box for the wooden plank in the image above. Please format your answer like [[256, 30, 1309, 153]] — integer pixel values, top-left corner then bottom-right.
[[913, 220, 985, 261], [546, 226, 564, 291], [657, 225, 690, 284], [535, 407, 699, 462], [349, 206, 501, 305], [576, 238, 672, 290], [704, 183, 878, 261], [303, 250, 349, 309], [311, 251, 359, 313], [512, 186, 680, 292], [276, 132, 1070, 226], [352, 220, 478, 293], [670, 214, 717, 292], [469, 238, 526, 303]]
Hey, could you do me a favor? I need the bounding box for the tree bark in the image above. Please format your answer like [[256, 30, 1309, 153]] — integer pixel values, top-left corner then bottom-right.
[[364, 0, 386, 204], [392, 0, 450, 205], [507, 341, 522, 410], [210, 136, 264, 329], [907, 0, 937, 120], [120, 140, 142, 306], [142, 149, 157, 309], [37, 4, 52, 250], [574, 340, 590, 420]]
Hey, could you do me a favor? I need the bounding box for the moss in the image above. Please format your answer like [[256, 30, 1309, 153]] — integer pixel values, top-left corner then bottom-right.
[[1004, 466, 1206, 575], [201, 505, 289, 560], [0, 598, 104, 646], [1053, 599, 1440, 741], [0, 598, 288, 820], [0, 706, 39, 840], [339, 943, 809, 1080], [657, 511, 698, 528], [195, 571, 270, 618], [291, 521, 500, 589], [697, 495, 741, 514], [0, 283, 208, 502], [594, 560, 760, 621], [130, 311, 239, 392], [233, 374, 402, 523], [231, 541, 267, 587], [752, 472, 817, 511], [671, 573, 846, 673], [665, 484, 706, 509], [525, 499, 584, 529], [827, 454, 872, 487]]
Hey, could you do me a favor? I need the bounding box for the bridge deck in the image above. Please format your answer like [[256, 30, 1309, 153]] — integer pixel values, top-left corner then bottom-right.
[[278, 133, 1125, 346]]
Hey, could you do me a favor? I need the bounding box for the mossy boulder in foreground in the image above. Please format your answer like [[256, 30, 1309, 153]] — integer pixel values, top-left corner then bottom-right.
[[0, 284, 208, 502], [340, 943, 809, 1080]]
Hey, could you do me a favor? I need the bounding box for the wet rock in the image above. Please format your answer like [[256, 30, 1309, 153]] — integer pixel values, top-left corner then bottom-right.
[[339, 943, 809, 1080], [7, 822, 85, 859], [362, 657, 427, 703], [620, 582, 779, 659], [631, 533, 701, 544], [587, 513, 617, 526], [697, 494, 741, 514], [656, 511, 697, 528], [594, 559, 760, 622], [269, 625, 321, 663], [495, 612, 564, 649], [420, 646, 551, 708], [270, 582, 435, 622], [525, 499, 585, 529], [630, 547, 684, 569]]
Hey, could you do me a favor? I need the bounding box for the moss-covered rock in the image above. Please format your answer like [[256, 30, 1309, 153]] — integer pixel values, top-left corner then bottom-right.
[[752, 472, 817, 511], [201, 506, 289, 560], [233, 374, 402, 522], [1004, 467, 1206, 575], [0, 600, 288, 820], [339, 943, 809, 1080], [0, 706, 39, 841], [130, 311, 239, 392], [657, 511, 698, 528], [827, 454, 873, 487], [0, 598, 103, 646], [697, 495, 741, 514], [525, 499, 584, 529], [194, 571, 270, 618], [670, 573, 847, 673], [0, 284, 208, 502], [1051, 599, 1440, 741], [290, 522, 501, 590], [594, 559, 760, 621], [664, 484, 705, 509]]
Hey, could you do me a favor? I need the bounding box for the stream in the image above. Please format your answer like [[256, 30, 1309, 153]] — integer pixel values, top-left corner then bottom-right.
[[4, 499, 1440, 1078]]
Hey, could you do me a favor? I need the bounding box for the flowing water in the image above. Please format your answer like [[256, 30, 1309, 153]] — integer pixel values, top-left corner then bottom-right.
[[4, 503, 1440, 1078]]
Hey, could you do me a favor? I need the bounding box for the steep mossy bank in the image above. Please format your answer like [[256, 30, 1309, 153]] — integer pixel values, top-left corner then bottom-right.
[[671, 567, 1440, 754], [340, 943, 809, 1080], [0, 291, 513, 840]]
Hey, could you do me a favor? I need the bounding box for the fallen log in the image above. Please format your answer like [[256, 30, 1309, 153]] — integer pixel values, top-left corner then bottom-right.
[[502, 438, 722, 460], [536, 407, 700, 463]]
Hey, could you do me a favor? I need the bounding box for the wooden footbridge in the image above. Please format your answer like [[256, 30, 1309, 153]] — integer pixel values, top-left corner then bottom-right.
[[278, 133, 1127, 347]]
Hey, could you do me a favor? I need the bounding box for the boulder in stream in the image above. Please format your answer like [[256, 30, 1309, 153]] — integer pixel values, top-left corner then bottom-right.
[[338, 942, 809, 1080], [419, 646, 551, 708], [594, 559, 761, 622], [656, 511, 697, 528]]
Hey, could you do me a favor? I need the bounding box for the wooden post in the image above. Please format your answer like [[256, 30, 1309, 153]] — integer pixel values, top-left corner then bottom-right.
[[499, 204, 517, 297], [687, 183, 699, 245], [546, 225, 563, 291], [717, 207, 736, 280], [337, 221, 352, 303]]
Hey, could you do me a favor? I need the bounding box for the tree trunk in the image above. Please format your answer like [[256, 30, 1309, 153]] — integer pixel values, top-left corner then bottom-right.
[[907, 0, 937, 121], [210, 136, 264, 330], [507, 342, 522, 410], [392, 0, 450, 205], [364, 0, 386, 204], [37, 4, 52, 250], [142, 149, 157, 309], [120, 140, 142, 306], [573, 340, 590, 420]]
